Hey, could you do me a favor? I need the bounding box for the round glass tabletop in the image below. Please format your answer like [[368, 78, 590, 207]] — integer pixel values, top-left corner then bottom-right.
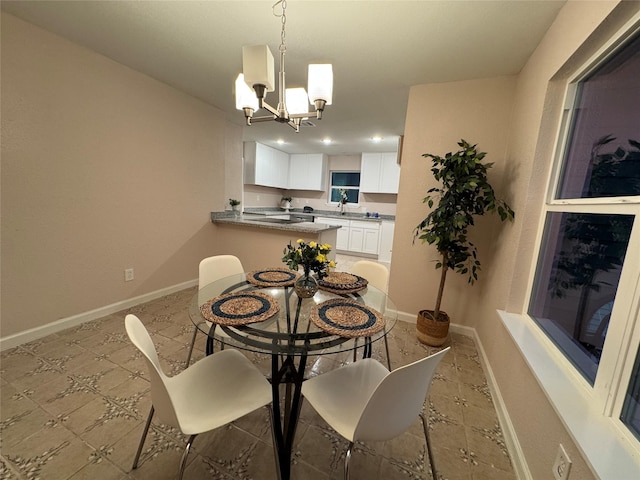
[[189, 271, 397, 356]]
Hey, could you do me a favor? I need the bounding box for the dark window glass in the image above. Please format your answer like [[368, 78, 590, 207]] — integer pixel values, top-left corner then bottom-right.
[[528, 212, 634, 383], [557, 33, 640, 199], [330, 172, 360, 204], [331, 172, 360, 187], [621, 346, 640, 441]]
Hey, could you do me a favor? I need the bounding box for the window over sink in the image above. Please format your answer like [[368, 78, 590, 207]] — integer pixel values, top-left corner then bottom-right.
[[329, 171, 360, 204]]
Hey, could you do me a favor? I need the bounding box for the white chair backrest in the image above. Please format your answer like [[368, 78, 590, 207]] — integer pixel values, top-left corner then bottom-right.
[[125, 314, 181, 428], [351, 260, 389, 293], [354, 347, 450, 441], [199, 255, 244, 290]]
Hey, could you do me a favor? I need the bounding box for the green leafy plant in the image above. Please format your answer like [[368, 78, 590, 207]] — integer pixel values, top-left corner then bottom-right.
[[414, 139, 515, 321], [229, 198, 241, 207], [282, 239, 335, 279]]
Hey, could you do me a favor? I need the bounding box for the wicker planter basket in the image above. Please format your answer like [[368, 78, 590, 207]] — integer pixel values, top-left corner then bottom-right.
[[416, 309, 450, 346]]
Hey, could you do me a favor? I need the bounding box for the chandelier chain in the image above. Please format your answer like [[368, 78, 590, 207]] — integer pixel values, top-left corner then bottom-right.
[[273, 0, 287, 54]]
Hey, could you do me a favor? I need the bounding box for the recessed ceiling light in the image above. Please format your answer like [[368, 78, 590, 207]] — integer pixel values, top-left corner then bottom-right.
[[322, 138, 332, 144], [371, 136, 383, 143]]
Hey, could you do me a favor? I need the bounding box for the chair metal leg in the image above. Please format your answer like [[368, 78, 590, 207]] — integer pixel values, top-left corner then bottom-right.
[[132, 406, 155, 470], [353, 338, 359, 362], [384, 334, 392, 370], [344, 441, 354, 480], [419, 411, 438, 480], [177, 434, 197, 480], [185, 328, 198, 367]]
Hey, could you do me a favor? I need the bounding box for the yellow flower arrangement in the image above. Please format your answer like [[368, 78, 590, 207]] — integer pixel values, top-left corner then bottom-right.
[[282, 239, 335, 279]]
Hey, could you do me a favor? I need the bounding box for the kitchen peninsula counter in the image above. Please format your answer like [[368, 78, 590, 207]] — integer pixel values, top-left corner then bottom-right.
[[210, 212, 340, 234], [209, 211, 339, 271]]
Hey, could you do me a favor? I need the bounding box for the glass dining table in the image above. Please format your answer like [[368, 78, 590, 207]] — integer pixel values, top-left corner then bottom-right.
[[188, 269, 397, 480]]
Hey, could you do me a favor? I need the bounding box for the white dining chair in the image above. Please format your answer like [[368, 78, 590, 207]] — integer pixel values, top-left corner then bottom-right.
[[351, 260, 389, 292], [125, 314, 272, 480], [350, 260, 392, 369], [301, 347, 450, 480], [185, 254, 244, 366]]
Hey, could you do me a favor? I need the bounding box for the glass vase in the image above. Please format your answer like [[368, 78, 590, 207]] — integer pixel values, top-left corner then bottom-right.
[[294, 271, 319, 298]]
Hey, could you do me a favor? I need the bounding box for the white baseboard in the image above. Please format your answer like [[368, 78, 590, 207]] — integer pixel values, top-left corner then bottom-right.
[[396, 309, 531, 480], [0, 279, 198, 351]]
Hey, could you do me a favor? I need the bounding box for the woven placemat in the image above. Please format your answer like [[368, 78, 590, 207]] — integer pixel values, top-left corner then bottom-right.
[[246, 267, 300, 287], [318, 272, 368, 294], [200, 291, 280, 326], [310, 298, 385, 338]]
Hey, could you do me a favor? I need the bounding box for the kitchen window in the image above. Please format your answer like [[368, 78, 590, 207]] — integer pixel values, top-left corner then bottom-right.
[[329, 171, 360, 204], [528, 25, 640, 448]]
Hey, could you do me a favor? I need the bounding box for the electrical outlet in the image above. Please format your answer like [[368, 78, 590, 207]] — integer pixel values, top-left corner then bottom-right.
[[124, 268, 134, 282], [553, 444, 571, 480]]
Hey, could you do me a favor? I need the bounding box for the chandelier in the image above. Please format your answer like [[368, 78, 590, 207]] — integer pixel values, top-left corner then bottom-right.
[[234, 0, 333, 132]]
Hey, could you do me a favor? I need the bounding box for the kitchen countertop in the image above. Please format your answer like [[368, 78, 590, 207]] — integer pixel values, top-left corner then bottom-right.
[[241, 208, 395, 222], [210, 211, 342, 234]]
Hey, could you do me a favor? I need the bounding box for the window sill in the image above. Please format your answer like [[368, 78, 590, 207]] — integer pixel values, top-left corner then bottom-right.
[[498, 310, 640, 478]]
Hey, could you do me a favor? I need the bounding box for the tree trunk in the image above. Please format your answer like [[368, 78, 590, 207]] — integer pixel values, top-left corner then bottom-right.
[[434, 253, 448, 320]]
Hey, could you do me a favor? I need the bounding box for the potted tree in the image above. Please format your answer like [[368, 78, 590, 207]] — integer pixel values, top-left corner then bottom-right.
[[414, 140, 515, 346]]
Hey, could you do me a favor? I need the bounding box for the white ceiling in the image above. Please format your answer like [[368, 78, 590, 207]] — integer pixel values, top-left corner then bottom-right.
[[1, 0, 566, 155]]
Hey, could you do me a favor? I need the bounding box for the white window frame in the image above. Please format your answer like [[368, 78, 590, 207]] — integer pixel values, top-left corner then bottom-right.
[[502, 14, 640, 478]]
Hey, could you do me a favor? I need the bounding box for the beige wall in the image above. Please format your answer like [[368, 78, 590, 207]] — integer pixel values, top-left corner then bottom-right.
[[391, 75, 517, 320], [1, 13, 240, 337], [392, 1, 636, 478]]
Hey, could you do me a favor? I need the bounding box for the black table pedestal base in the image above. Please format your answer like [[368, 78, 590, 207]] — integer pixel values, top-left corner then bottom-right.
[[270, 350, 307, 480]]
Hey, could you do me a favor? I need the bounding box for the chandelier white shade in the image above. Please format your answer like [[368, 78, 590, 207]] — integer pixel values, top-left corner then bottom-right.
[[234, 0, 333, 132], [242, 45, 275, 92], [307, 64, 333, 106], [234, 74, 258, 111], [285, 87, 309, 116]]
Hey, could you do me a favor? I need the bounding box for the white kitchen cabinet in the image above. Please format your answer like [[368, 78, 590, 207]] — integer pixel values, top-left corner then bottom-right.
[[288, 154, 327, 190], [348, 226, 363, 253], [349, 220, 380, 255], [360, 152, 400, 193], [244, 141, 289, 189], [315, 217, 380, 255], [315, 216, 350, 251], [378, 221, 395, 262], [273, 148, 290, 189]]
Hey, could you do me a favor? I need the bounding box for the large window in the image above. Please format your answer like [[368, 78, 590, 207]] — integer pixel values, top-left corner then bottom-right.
[[528, 28, 640, 442], [329, 171, 360, 204]]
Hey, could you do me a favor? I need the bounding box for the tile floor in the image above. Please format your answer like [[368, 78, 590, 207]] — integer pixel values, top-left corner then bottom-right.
[[1, 257, 516, 480]]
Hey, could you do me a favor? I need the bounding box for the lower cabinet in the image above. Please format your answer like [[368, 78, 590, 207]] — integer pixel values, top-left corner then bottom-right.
[[315, 217, 381, 256], [348, 220, 380, 255], [378, 221, 395, 262], [316, 217, 350, 251]]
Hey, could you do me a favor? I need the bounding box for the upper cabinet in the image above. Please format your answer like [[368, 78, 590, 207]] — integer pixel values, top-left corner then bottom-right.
[[244, 142, 327, 191], [360, 152, 400, 193], [288, 154, 327, 191], [244, 141, 289, 189]]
